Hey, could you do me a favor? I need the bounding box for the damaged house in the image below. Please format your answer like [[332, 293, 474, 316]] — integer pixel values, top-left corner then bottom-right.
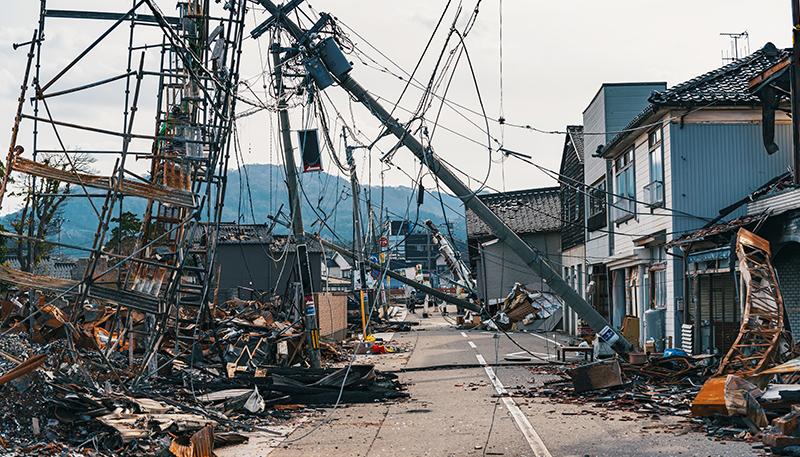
[[466, 187, 561, 306], [581, 82, 668, 339], [668, 44, 800, 355], [595, 43, 793, 351], [209, 223, 324, 300]]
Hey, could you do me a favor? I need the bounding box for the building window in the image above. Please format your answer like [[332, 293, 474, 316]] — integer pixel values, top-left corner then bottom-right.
[[649, 246, 667, 309], [648, 128, 661, 149], [589, 180, 606, 217], [562, 187, 581, 223], [613, 148, 635, 222], [645, 127, 664, 208], [587, 178, 607, 231]]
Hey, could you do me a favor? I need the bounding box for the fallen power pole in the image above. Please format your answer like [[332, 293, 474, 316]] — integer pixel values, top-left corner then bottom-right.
[[253, 0, 633, 355], [271, 38, 322, 368], [313, 235, 480, 314]]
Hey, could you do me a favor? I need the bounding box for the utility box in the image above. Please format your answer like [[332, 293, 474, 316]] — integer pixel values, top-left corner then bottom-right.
[[318, 37, 352, 79]]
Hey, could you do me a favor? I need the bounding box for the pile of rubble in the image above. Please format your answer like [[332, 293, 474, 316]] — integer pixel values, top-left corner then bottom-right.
[[0, 292, 408, 455], [519, 353, 713, 419], [467, 282, 563, 333], [515, 228, 800, 455]]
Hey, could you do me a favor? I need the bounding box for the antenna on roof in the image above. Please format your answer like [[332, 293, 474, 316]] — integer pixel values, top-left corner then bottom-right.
[[720, 31, 750, 63]]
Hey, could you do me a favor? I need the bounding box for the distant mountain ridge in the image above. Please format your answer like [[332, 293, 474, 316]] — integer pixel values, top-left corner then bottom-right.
[[2, 163, 467, 255]]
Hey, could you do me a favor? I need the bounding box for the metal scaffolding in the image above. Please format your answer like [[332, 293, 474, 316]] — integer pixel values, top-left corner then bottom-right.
[[1, 0, 246, 382]]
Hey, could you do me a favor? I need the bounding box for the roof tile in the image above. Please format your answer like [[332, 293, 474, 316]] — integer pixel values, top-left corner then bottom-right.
[[466, 187, 561, 239]]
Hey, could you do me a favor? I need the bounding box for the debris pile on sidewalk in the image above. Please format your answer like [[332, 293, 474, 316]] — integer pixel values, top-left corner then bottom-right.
[[513, 229, 800, 453], [0, 289, 408, 455], [520, 353, 714, 418]]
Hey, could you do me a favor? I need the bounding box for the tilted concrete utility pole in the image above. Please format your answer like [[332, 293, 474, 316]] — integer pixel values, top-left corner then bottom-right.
[[271, 39, 321, 368], [253, 0, 633, 355]]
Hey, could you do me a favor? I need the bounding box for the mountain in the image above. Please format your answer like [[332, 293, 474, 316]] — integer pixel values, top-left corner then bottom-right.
[[2, 164, 467, 254]]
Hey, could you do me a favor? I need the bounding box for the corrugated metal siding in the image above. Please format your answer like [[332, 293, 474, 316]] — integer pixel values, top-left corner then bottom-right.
[[583, 90, 606, 183], [603, 84, 666, 142], [583, 89, 608, 260], [747, 188, 800, 215], [670, 122, 793, 236], [584, 84, 664, 260], [477, 232, 562, 302]]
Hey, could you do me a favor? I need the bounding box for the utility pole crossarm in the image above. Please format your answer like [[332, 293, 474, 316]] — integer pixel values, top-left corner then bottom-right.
[[254, 0, 633, 355]]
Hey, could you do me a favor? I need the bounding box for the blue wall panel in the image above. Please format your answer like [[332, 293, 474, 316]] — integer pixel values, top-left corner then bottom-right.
[[603, 84, 666, 143], [670, 122, 793, 236]]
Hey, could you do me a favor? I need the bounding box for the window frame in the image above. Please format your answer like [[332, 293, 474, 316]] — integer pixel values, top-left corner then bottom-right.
[[646, 126, 665, 209], [588, 178, 607, 218], [613, 148, 636, 223], [587, 176, 608, 232]]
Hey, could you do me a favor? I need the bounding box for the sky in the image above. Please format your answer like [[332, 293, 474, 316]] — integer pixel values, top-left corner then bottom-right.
[[0, 1, 792, 216]]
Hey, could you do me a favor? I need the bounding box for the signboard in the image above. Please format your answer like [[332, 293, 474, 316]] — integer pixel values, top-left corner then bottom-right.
[[598, 325, 620, 345], [370, 254, 381, 279], [297, 129, 323, 172]]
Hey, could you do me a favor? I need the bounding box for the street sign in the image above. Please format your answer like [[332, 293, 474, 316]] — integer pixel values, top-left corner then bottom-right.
[[370, 254, 381, 279]]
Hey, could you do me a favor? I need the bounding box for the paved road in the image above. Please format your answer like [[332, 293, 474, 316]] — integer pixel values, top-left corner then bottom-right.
[[240, 311, 761, 457]]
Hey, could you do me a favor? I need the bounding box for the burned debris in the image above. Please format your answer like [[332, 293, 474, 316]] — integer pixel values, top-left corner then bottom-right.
[[5, 0, 800, 455], [511, 229, 800, 454], [0, 1, 411, 455]]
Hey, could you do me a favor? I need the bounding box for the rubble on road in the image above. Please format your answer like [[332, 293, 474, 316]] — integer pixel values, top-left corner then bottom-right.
[[470, 282, 563, 333], [0, 290, 409, 456], [520, 353, 715, 420]]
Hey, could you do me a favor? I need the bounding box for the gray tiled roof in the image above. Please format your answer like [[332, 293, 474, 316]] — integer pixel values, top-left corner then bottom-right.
[[601, 43, 788, 157], [649, 43, 788, 107], [216, 223, 274, 244], [203, 223, 323, 252], [466, 187, 561, 239]]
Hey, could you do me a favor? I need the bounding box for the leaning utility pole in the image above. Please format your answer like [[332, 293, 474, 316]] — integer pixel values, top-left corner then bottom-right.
[[271, 39, 321, 368], [791, 0, 800, 185], [344, 128, 370, 338], [253, 0, 633, 355]]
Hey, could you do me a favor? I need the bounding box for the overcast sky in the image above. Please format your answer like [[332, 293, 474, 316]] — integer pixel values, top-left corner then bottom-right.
[[0, 1, 792, 215]]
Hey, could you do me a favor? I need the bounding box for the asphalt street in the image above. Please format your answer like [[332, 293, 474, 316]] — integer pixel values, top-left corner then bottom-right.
[[227, 310, 762, 457]]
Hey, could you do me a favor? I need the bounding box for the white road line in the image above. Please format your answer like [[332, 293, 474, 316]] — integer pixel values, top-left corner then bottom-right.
[[528, 333, 562, 347], [474, 351, 552, 457], [505, 350, 559, 360], [460, 331, 468, 338], [468, 341, 477, 349], [501, 397, 552, 457]]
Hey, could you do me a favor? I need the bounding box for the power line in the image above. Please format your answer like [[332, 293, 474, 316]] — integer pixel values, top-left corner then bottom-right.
[[336, 16, 706, 139], [361, 79, 712, 225]]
